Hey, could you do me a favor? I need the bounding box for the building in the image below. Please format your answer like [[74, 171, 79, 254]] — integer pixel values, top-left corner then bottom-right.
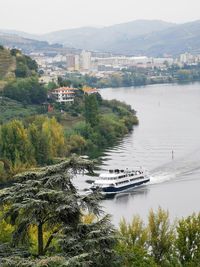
[[80, 50, 91, 71], [82, 86, 98, 95], [66, 54, 76, 71], [74, 55, 80, 71], [52, 87, 76, 103]]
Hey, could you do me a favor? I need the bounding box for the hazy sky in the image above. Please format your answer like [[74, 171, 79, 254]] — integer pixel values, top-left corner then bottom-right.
[[1, 0, 200, 34]]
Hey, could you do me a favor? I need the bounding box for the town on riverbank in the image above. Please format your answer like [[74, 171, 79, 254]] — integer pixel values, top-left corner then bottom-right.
[[33, 50, 200, 88], [0, 47, 200, 267]]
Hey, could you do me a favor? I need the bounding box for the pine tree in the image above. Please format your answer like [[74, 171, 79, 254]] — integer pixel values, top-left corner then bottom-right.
[[85, 94, 99, 127], [0, 157, 117, 266]]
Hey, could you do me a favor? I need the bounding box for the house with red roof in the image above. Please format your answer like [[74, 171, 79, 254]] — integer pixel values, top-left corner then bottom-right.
[[82, 87, 98, 95]]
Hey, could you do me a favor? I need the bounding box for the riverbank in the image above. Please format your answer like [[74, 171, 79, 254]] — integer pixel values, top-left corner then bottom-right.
[[64, 64, 200, 88], [0, 93, 138, 183]]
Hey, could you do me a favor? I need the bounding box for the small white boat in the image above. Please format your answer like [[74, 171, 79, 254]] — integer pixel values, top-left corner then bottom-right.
[[91, 168, 150, 195]]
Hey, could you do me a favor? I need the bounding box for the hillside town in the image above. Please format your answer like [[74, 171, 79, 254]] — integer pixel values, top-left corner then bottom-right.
[[28, 50, 200, 84]]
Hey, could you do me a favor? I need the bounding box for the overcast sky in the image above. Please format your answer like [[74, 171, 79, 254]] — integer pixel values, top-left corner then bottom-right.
[[1, 0, 200, 34]]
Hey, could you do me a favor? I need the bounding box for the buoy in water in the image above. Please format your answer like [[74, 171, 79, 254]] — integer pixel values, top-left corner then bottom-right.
[[172, 150, 174, 160]]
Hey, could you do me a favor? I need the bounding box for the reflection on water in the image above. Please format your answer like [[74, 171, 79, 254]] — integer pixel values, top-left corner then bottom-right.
[[98, 83, 200, 225], [105, 186, 149, 202]]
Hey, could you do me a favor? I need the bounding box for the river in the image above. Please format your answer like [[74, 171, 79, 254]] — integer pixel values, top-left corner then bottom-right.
[[77, 83, 200, 225]]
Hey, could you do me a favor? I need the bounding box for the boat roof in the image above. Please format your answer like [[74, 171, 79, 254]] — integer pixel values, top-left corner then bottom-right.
[[99, 169, 143, 178], [99, 173, 119, 178]]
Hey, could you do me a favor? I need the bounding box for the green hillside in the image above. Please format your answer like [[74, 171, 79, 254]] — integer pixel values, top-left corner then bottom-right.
[[0, 46, 16, 89], [0, 97, 39, 123], [0, 46, 38, 91]]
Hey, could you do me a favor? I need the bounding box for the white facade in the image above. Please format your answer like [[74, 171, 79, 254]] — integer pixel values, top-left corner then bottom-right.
[[75, 55, 80, 71], [52, 87, 75, 103], [80, 50, 91, 71]]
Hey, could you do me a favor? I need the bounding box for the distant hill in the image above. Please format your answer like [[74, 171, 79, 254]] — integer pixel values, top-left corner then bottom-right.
[[0, 31, 83, 56], [40, 20, 200, 56], [1, 20, 200, 56], [107, 20, 200, 56], [40, 20, 175, 52], [0, 32, 63, 54], [0, 29, 38, 40]]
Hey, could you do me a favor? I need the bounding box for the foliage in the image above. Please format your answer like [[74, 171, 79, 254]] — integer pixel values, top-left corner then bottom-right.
[[115, 208, 198, 267], [67, 134, 87, 154], [85, 94, 99, 127], [176, 213, 200, 265], [63, 64, 200, 90], [116, 216, 156, 267], [0, 97, 41, 124], [14, 50, 38, 78], [0, 158, 118, 267], [0, 119, 35, 167], [3, 77, 47, 104], [148, 207, 175, 264], [0, 116, 66, 180], [0, 207, 15, 243]]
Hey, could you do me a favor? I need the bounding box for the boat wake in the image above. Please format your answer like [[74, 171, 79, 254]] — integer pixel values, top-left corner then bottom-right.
[[149, 148, 200, 185]]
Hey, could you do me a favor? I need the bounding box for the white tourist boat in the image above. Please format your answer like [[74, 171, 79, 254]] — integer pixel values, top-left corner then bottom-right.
[[91, 168, 150, 195]]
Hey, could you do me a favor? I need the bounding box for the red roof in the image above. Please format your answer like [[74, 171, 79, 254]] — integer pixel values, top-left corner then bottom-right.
[[83, 87, 98, 93]]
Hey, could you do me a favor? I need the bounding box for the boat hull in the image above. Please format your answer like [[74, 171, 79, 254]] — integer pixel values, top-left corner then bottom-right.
[[92, 178, 150, 195]]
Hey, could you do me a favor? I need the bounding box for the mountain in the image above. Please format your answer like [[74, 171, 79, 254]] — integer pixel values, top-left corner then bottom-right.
[[41, 20, 175, 52], [107, 20, 200, 56], [40, 20, 200, 56], [0, 29, 38, 40], [0, 32, 81, 55], [0, 32, 61, 54], [1, 20, 200, 56]]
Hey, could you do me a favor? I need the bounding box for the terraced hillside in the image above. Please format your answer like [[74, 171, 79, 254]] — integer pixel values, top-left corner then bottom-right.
[[0, 47, 16, 89], [0, 47, 16, 78]]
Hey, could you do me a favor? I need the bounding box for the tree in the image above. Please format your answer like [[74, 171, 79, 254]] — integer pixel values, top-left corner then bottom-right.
[[176, 70, 192, 82], [85, 94, 99, 127], [116, 216, 156, 267], [176, 213, 200, 265], [14, 52, 38, 78], [148, 207, 175, 264], [57, 76, 72, 87], [15, 62, 29, 78], [0, 120, 34, 167], [3, 78, 47, 104], [0, 157, 117, 266], [28, 116, 65, 164]]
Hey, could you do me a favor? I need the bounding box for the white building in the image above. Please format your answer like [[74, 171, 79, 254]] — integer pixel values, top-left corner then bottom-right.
[[52, 87, 76, 103], [179, 53, 195, 64], [75, 55, 80, 71], [80, 50, 91, 71]]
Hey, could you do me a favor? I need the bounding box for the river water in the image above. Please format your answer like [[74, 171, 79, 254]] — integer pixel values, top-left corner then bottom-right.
[[77, 83, 200, 225]]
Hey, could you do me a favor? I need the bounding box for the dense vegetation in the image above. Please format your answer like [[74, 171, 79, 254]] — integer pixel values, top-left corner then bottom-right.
[[116, 208, 200, 266], [0, 158, 117, 267], [3, 77, 47, 104], [0, 97, 41, 124], [0, 46, 138, 182], [0, 160, 199, 266], [0, 47, 37, 82], [0, 94, 138, 182]]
